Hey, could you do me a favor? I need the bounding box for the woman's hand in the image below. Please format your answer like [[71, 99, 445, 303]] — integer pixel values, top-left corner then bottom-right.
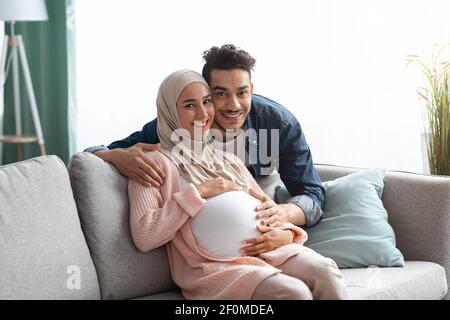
[[195, 177, 242, 199], [240, 225, 294, 256]]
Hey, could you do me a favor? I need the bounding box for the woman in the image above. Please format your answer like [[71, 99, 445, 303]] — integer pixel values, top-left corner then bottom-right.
[[128, 69, 349, 300]]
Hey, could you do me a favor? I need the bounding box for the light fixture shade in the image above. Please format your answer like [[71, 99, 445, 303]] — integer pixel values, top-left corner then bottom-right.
[[0, 0, 48, 22]]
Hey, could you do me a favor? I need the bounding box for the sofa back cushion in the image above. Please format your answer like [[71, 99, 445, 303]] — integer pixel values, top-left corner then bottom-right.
[[68, 152, 177, 300], [0, 156, 100, 299]]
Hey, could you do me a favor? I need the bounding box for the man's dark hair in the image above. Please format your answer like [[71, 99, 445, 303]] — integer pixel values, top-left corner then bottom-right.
[[202, 44, 256, 84]]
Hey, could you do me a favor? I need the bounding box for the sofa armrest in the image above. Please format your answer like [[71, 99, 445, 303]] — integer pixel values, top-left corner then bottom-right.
[[315, 164, 450, 299]]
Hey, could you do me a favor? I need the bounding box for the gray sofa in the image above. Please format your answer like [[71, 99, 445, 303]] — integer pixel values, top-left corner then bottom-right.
[[0, 153, 448, 300]]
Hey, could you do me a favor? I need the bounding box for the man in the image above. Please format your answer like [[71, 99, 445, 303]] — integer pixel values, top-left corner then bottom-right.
[[86, 44, 324, 254]]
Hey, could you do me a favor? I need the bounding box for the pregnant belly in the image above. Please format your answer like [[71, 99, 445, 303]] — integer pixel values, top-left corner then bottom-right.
[[189, 190, 262, 258]]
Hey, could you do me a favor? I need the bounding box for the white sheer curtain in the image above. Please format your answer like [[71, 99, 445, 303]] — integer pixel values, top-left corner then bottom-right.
[[76, 0, 450, 173]]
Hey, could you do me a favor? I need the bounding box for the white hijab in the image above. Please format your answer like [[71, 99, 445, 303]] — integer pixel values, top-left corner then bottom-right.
[[156, 69, 249, 189]]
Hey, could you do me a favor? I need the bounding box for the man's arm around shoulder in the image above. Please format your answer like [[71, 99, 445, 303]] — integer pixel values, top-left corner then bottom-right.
[[83, 119, 165, 187]]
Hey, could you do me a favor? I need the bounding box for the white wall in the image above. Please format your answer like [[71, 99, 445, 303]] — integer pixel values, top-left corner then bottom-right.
[[76, 0, 450, 173]]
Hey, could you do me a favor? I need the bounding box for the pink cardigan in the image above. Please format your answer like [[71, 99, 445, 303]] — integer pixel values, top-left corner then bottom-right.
[[128, 151, 308, 300]]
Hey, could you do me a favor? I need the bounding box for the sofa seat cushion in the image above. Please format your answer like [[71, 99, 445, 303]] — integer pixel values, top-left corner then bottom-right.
[[132, 261, 447, 300], [343, 261, 447, 300], [0, 156, 100, 299]]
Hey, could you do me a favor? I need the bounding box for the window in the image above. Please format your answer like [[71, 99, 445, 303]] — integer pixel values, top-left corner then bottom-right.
[[76, 0, 450, 173]]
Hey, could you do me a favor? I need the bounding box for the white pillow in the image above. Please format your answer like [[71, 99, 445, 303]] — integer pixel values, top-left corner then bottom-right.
[[189, 191, 261, 258]]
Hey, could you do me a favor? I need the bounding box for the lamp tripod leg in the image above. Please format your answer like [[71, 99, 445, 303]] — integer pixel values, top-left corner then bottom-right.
[[39, 143, 46, 155], [0, 36, 8, 88], [0, 36, 9, 164], [17, 143, 22, 161], [16, 35, 46, 156], [12, 42, 22, 137]]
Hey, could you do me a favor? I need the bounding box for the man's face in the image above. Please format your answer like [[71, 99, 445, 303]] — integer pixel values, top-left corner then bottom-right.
[[209, 69, 253, 131]]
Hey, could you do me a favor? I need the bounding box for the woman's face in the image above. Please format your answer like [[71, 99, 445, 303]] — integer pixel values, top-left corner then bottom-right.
[[176, 82, 215, 139]]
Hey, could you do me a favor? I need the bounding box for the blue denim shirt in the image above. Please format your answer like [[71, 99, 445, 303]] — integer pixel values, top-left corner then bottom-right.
[[85, 94, 325, 226]]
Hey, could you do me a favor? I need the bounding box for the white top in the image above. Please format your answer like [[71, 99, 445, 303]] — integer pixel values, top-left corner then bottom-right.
[[180, 177, 261, 258]]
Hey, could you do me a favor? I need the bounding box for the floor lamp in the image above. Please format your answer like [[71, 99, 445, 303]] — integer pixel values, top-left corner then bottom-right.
[[0, 0, 48, 161]]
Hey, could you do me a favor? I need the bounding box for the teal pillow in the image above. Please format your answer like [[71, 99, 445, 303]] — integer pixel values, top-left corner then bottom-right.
[[277, 168, 405, 268]]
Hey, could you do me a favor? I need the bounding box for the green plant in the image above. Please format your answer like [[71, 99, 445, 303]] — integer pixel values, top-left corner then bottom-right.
[[405, 43, 450, 175]]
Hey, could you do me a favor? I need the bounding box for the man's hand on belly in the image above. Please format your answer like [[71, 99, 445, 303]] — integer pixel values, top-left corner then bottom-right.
[[240, 225, 294, 257], [248, 188, 306, 227], [257, 203, 306, 227]]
